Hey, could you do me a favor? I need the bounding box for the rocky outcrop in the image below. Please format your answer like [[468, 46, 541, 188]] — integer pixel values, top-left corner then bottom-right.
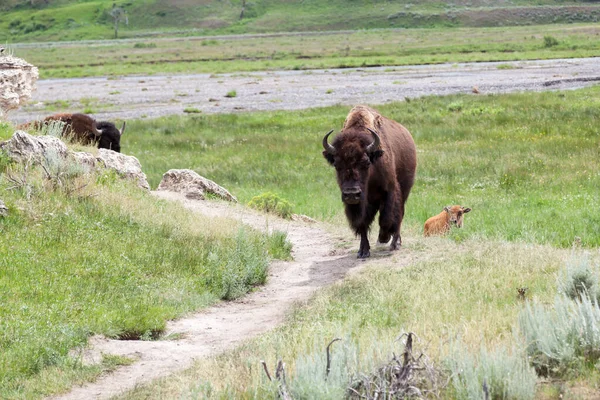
[[157, 169, 237, 202], [0, 131, 150, 189], [0, 55, 39, 118], [0, 200, 8, 217], [96, 149, 150, 190], [0, 130, 68, 163]]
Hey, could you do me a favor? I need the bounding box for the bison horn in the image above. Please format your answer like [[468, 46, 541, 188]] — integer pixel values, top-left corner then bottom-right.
[[366, 128, 381, 153], [92, 122, 102, 137], [119, 121, 126, 136], [322, 130, 336, 155]]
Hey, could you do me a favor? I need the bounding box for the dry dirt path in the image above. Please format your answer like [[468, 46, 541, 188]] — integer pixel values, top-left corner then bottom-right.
[[10, 57, 600, 124], [51, 191, 411, 400]]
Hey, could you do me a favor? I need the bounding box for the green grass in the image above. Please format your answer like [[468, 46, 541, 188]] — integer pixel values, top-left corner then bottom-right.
[[1, 0, 600, 43], [9, 23, 600, 79], [0, 124, 293, 398], [117, 238, 580, 399], [123, 86, 600, 249]]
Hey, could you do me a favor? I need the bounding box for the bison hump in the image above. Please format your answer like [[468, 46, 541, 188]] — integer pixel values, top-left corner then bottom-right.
[[343, 105, 382, 131]]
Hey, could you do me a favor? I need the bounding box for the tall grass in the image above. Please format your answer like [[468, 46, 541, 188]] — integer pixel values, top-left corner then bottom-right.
[[0, 147, 290, 398], [118, 239, 569, 399], [122, 86, 600, 248], [446, 341, 537, 400]]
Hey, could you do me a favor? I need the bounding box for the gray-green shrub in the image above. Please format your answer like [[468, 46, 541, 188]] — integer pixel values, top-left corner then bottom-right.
[[519, 294, 600, 377], [557, 255, 599, 302], [446, 341, 537, 400]]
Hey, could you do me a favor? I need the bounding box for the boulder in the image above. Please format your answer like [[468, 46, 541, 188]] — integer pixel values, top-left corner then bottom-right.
[[0, 199, 7, 217], [0, 55, 39, 118], [157, 169, 237, 202], [96, 149, 150, 190], [0, 131, 150, 190], [0, 130, 69, 164], [71, 151, 97, 169]]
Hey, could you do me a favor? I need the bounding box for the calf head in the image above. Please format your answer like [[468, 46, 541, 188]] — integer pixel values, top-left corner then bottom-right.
[[323, 128, 384, 205], [96, 121, 125, 153], [444, 205, 472, 228]]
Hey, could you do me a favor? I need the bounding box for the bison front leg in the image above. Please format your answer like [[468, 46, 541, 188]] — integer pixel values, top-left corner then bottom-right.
[[357, 229, 370, 259], [356, 203, 378, 259]]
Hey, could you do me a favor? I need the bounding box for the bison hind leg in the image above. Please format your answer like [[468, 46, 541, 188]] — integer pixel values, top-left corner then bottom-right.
[[377, 230, 391, 244], [389, 233, 401, 251]]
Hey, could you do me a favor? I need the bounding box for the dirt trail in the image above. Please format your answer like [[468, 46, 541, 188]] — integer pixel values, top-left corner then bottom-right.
[[51, 191, 408, 400]]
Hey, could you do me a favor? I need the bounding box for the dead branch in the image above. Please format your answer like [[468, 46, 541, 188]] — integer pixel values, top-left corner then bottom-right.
[[348, 332, 445, 399], [261, 359, 292, 400], [326, 337, 341, 378], [261, 360, 272, 382], [275, 360, 292, 400]]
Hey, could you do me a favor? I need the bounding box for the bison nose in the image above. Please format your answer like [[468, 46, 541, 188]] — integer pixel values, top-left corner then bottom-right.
[[342, 188, 361, 204]]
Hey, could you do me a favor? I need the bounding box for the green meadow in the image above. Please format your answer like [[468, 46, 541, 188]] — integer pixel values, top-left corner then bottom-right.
[[9, 23, 600, 79], [1, 83, 599, 398], [126, 86, 600, 248], [0, 121, 292, 398], [2, 0, 599, 43], [115, 86, 600, 398]]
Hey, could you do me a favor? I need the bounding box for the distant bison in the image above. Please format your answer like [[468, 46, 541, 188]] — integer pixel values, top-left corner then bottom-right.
[[322, 105, 417, 258], [18, 113, 125, 152], [424, 205, 472, 236]]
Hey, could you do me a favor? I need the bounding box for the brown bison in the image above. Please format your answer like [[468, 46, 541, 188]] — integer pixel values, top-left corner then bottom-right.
[[18, 113, 125, 152], [423, 205, 471, 236], [322, 105, 417, 258]]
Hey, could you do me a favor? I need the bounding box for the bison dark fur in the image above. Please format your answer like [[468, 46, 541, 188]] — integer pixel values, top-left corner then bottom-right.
[[323, 106, 417, 258], [18, 113, 124, 152], [95, 121, 123, 153]]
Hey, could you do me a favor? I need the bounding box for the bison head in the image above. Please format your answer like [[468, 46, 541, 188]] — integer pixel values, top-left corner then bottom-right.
[[96, 121, 125, 153], [323, 128, 384, 205], [444, 205, 471, 228]]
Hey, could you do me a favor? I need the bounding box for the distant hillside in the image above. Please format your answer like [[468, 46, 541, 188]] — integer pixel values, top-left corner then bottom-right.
[[1, 0, 600, 42]]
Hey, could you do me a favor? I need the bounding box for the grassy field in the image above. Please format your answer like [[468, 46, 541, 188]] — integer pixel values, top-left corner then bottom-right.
[[114, 86, 600, 398], [119, 240, 594, 399], [8, 23, 600, 79], [1, 0, 599, 43], [0, 121, 291, 398], [123, 86, 600, 249]]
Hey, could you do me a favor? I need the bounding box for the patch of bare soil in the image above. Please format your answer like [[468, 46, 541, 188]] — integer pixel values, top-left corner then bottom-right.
[[49, 191, 418, 400]]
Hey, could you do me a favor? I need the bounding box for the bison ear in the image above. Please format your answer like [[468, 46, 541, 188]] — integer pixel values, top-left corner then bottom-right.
[[443, 206, 451, 213], [368, 149, 384, 163], [463, 207, 472, 213], [322, 151, 335, 165]]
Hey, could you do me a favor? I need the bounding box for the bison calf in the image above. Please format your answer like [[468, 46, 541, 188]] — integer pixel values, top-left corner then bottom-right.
[[423, 205, 471, 236]]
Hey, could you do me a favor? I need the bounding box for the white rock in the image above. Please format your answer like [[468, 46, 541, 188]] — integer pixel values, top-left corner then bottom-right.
[[0, 55, 39, 117], [0, 130, 68, 163], [157, 169, 237, 202], [96, 149, 150, 190]]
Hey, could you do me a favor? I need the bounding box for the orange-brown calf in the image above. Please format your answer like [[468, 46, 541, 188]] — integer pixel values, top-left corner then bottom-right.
[[423, 205, 472, 236]]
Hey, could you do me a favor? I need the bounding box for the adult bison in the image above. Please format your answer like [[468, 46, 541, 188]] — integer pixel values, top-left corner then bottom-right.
[[322, 105, 417, 258], [18, 113, 125, 152]]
